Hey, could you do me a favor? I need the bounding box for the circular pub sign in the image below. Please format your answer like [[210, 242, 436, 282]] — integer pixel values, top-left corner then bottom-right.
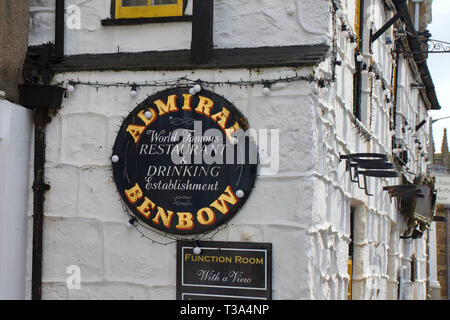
[[112, 87, 258, 235]]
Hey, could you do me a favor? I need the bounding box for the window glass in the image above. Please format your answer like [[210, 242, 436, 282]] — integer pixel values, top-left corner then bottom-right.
[[122, 0, 148, 7], [152, 0, 177, 5], [115, 0, 183, 19]]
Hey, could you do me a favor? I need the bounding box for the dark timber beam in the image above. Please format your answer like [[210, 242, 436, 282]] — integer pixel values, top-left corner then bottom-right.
[[55, 0, 65, 60], [50, 45, 330, 72], [191, 0, 214, 64]]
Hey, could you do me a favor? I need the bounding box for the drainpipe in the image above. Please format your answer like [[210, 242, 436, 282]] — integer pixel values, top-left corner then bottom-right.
[[22, 84, 65, 300], [31, 108, 51, 300], [30, 0, 65, 300]]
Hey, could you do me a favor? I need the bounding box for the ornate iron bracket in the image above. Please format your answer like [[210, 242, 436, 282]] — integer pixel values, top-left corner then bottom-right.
[[426, 39, 450, 54], [396, 35, 450, 55]]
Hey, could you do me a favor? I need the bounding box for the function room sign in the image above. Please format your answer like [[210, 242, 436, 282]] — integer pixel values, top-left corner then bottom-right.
[[177, 240, 272, 300], [112, 87, 258, 235]]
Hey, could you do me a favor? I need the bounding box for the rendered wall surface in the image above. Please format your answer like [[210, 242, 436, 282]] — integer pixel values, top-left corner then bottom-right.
[[24, 68, 317, 299], [0, 0, 30, 103], [29, 0, 330, 54]]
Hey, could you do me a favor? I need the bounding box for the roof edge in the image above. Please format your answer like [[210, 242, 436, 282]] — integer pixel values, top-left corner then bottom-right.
[[393, 0, 441, 110]]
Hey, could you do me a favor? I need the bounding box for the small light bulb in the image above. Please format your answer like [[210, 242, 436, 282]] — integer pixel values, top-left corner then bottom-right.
[[127, 217, 137, 229], [144, 111, 153, 120], [236, 190, 245, 198], [194, 84, 202, 93], [356, 54, 364, 62], [263, 86, 271, 95], [67, 84, 75, 92], [193, 247, 202, 255], [111, 155, 119, 163], [189, 87, 196, 95], [350, 42, 358, 49], [130, 84, 139, 97]]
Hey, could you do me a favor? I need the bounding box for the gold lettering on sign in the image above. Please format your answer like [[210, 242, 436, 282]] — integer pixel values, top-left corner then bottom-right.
[[211, 107, 231, 130], [195, 96, 214, 117], [196, 207, 216, 226], [136, 197, 156, 219], [152, 206, 175, 228], [176, 212, 194, 230], [124, 183, 143, 204], [182, 94, 193, 111], [154, 94, 179, 116], [210, 186, 238, 215], [126, 124, 145, 143]]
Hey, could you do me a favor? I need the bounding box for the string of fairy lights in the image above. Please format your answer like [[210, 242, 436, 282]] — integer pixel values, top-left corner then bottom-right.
[[119, 198, 228, 246], [63, 74, 330, 97], [330, 0, 429, 177], [62, 76, 334, 244], [58, 0, 429, 244]]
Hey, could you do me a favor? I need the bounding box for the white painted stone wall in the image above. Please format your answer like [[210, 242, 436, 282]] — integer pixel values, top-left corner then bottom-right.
[[29, 0, 330, 55], [25, 0, 433, 300], [23, 68, 317, 300], [309, 0, 431, 300]]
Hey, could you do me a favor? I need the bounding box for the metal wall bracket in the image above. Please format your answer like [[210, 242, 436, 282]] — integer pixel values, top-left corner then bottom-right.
[[383, 184, 424, 199], [370, 13, 401, 53], [340, 153, 398, 196]]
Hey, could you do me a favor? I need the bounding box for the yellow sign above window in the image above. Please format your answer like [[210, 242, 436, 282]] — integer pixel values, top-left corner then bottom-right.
[[115, 0, 184, 19]]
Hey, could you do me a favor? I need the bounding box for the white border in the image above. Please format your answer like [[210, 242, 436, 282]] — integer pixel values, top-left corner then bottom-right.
[[181, 292, 268, 300]]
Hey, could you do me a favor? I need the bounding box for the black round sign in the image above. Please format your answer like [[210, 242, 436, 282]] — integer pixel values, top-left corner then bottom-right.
[[112, 87, 258, 235]]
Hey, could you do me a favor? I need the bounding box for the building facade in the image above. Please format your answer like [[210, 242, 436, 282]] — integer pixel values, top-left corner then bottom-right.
[[430, 130, 450, 300], [0, 0, 439, 300]]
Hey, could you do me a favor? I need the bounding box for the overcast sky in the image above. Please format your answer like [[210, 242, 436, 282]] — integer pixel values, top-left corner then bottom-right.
[[427, 0, 450, 153]]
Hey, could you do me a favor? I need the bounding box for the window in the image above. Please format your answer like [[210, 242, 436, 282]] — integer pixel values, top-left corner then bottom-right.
[[353, 0, 364, 120], [114, 0, 184, 19]]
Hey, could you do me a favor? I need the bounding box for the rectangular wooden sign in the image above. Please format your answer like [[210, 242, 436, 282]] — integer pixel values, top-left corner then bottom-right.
[[176, 240, 272, 300]]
